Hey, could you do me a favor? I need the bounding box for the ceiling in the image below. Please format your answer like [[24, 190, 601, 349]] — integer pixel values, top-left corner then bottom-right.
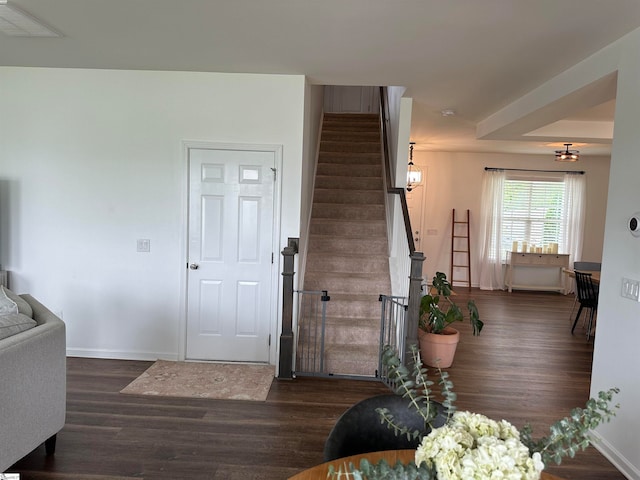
[[2, 0, 640, 157]]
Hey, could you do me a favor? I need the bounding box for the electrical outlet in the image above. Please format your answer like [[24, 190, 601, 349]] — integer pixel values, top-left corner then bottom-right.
[[621, 277, 640, 301]]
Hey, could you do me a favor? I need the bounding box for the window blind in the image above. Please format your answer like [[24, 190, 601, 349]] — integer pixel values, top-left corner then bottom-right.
[[501, 179, 565, 260]]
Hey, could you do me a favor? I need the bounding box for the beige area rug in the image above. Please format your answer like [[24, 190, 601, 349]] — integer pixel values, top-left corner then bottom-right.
[[120, 360, 275, 401]]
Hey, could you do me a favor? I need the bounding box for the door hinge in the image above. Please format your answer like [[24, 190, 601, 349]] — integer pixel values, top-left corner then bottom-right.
[[271, 252, 274, 264], [271, 167, 277, 181], [268, 334, 271, 346]]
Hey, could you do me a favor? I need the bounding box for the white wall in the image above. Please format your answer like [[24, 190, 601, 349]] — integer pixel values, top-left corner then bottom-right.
[[590, 27, 640, 479], [0, 67, 306, 361], [298, 82, 324, 281], [412, 151, 610, 285]]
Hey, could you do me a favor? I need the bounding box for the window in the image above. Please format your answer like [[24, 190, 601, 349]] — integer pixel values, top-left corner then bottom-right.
[[478, 169, 585, 291], [500, 178, 565, 261]]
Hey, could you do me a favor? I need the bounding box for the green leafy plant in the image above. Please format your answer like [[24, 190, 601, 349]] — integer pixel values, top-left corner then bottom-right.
[[329, 345, 620, 480], [520, 387, 620, 466], [376, 345, 455, 442], [419, 272, 483, 335]]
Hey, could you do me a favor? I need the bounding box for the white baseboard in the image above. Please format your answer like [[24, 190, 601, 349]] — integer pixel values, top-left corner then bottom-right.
[[66, 347, 179, 362], [591, 430, 640, 480]]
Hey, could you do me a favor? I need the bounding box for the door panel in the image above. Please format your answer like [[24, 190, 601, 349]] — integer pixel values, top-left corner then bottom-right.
[[186, 146, 275, 362]]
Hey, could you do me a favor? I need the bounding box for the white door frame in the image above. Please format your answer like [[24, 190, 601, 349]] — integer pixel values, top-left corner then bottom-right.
[[178, 141, 283, 364]]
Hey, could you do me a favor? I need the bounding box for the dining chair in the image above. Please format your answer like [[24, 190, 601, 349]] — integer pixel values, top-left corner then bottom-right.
[[571, 271, 599, 341], [573, 261, 601, 272], [568, 261, 601, 320]]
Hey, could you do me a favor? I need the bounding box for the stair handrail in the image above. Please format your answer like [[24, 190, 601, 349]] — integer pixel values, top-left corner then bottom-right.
[[379, 86, 415, 254], [379, 86, 424, 350]]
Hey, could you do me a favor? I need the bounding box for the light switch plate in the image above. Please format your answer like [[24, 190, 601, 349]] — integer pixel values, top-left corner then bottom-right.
[[137, 239, 151, 253], [621, 277, 640, 301]]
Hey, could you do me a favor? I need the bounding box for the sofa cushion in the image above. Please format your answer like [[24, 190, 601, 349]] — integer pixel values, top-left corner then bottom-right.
[[2, 286, 34, 318], [0, 286, 18, 315], [0, 313, 37, 340]]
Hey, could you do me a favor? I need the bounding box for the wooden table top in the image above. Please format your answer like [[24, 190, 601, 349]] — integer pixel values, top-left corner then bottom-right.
[[288, 449, 564, 480], [563, 268, 600, 283]]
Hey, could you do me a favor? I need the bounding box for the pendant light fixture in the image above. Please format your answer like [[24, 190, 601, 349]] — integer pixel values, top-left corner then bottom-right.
[[555, 143, 579, 162], [406, 142, 422, 191]]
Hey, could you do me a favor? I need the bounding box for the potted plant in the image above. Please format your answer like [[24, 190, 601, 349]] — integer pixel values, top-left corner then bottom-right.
[[418, 272, 483, 368]]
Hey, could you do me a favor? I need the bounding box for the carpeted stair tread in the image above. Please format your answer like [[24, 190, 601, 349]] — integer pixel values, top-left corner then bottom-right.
[[298, 316, 380, 346], [307, 235, 388, 255], [316, 163, 382, 177], [304, 272, 390, 295], [318, 151, 382, 165], [309, 218, 386, 237], [315, 175, 383, 190], [306, 253, 389, 274], [321, 131, 380, 142], [320, 141, 381, 154], [317, 293, 384, 319], [313, 188, 384, 205], [311, 204, 385, 221]]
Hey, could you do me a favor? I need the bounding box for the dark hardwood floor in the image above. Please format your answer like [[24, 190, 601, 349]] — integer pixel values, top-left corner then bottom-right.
[[9, 289, 625, 479]]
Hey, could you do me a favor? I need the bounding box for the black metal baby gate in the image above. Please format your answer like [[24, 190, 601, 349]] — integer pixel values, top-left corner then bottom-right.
[[294, 290, 407, 383]]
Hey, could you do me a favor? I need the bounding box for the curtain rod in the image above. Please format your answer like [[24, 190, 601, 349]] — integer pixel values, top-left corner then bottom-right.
[[484, 167, 585, 174]]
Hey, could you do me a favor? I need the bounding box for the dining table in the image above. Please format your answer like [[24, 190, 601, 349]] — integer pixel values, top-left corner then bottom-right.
[[563, 268, 600, 284], [288, 449, 565, 480]]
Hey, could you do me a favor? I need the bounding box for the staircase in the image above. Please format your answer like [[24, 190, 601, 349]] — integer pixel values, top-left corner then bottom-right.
[[302, 113, 391, 377]]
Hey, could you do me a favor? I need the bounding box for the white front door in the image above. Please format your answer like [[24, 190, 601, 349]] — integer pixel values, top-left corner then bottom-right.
[[186, 145, 278, 363], [406, 186, 424, 252]]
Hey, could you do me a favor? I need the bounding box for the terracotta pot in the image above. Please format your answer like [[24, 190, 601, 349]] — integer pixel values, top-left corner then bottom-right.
[[418, 326, 460, 368]]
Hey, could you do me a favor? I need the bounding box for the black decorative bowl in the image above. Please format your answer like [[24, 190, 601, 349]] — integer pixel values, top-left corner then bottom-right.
[[323, 394, 448, 462]]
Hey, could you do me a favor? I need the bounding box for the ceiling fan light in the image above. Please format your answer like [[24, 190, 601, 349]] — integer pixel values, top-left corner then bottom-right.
[[555, 143, 579, 162]]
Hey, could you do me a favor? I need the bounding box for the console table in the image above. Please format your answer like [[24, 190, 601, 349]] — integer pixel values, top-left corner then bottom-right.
[[505, 252, 570, 293]]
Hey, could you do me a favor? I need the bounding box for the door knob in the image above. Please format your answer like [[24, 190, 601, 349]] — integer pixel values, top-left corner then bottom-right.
[[189, 263, 199, 270]]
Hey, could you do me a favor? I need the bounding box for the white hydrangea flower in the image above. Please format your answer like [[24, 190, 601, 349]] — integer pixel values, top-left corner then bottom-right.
[[415, 411, 545, 480]]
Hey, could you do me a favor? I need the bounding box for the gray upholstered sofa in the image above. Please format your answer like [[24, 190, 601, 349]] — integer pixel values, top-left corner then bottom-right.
[[0, 289, 66, 473]]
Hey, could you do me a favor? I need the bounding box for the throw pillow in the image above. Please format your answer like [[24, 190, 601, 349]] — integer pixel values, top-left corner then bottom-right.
[[0, 313, 37, 340], [0, 286, 18, 315], [1, 286, 33, 318]]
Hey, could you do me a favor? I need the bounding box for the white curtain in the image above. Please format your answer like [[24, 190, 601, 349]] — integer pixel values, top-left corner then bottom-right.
[[478, 169, 506, 290], [563, 172, 587, 268]]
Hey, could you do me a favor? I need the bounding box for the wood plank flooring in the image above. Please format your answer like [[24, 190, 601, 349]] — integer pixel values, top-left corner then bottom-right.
[[9, 289, 625, 479]]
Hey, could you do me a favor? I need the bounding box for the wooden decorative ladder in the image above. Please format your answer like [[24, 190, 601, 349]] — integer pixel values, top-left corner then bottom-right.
[[450, 208, 471, 290]]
